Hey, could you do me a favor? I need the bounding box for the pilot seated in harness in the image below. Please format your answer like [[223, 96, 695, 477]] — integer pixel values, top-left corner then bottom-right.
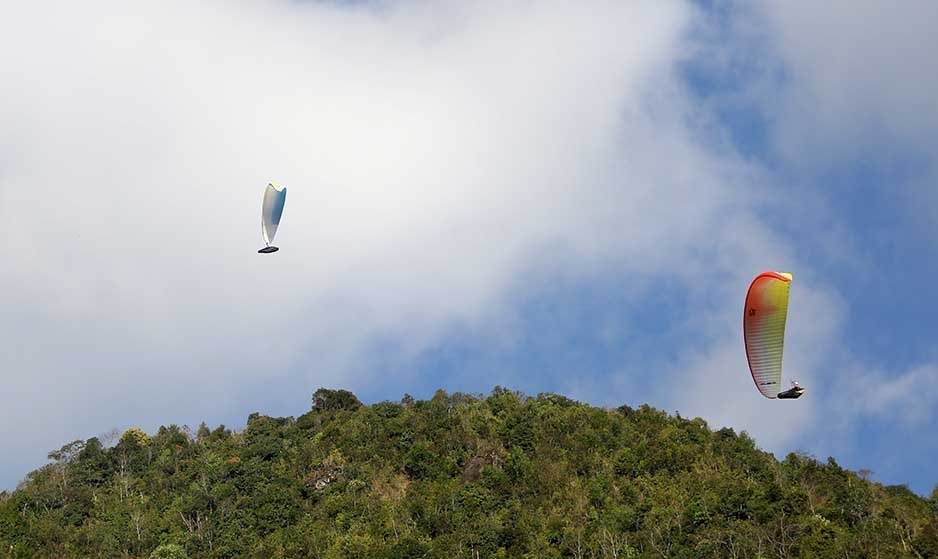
[[777, 380, 806, 399]]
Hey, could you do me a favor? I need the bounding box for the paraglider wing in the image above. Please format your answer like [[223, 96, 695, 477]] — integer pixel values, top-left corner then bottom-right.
[[261, 182, 287, 248], [743, 271, 793, 399]]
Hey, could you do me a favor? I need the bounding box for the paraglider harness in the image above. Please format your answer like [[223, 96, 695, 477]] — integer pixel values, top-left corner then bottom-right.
[[777, 380, 806, 399]]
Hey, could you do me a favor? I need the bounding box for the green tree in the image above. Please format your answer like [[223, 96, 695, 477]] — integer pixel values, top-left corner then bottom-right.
[[312, 388, 363, 412], [149, 542, 188, 559]]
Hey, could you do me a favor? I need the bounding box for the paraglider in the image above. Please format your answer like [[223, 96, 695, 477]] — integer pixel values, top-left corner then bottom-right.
[[258, 182, 287, 254], [743, 271, 806, 399]]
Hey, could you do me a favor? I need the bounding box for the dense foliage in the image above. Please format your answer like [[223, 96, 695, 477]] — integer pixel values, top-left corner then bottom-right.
[[2, 387, 936, 558]]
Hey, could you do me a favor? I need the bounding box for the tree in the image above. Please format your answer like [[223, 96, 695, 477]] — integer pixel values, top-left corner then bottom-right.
[[149, 542, 188, 559], [312, 388, 362, 412]]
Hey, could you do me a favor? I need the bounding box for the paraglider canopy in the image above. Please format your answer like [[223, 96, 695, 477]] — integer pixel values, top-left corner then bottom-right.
[[259, 182, 286, 254], [743, 271, 804, 399]]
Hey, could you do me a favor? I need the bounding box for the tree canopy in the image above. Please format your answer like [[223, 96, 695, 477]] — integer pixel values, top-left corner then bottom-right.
[[2, 387, 936, 558]]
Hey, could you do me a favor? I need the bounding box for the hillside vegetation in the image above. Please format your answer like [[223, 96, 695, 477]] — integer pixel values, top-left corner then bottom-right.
[[2, 387, 936, 558]]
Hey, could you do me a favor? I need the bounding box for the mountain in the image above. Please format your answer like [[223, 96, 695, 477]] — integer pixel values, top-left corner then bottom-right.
[[2, 387, 936, 558]]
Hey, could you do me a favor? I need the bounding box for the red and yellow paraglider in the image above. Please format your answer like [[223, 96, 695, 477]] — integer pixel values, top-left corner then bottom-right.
[[744, 271, 805, 399]]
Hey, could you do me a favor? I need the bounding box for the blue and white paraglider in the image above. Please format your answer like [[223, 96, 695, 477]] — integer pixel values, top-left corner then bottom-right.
[[258, 182, 287, 254]]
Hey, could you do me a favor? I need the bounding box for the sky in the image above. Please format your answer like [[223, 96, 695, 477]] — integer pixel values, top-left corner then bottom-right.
[[1, 0, 937, 494]]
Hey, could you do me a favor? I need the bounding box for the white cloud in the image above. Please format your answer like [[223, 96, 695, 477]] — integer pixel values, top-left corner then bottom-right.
[[2, 0, 755, 487], [742, 1, 938, 243], [4, 0, 928, 492], [837, 363, 938, 426], [760, 0, 938, 158]]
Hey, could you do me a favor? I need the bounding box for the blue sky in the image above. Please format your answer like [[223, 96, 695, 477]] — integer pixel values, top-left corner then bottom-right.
[[1, 0, 937, 495]]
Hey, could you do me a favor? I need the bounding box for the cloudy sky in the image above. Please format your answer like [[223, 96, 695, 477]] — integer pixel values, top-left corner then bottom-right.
[[2, 0, 937, 494]]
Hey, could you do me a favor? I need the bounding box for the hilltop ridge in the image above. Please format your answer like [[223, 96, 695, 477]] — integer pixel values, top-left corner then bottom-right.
[[2, 387, 936, 558]]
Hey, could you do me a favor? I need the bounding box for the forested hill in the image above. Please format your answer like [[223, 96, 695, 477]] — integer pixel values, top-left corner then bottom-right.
[[2, 389, 937, 559]]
